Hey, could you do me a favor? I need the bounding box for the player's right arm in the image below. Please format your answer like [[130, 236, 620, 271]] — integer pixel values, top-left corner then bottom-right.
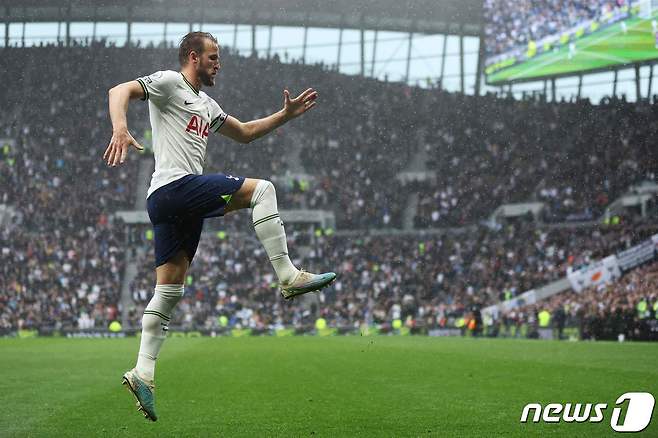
[[103, 81, 145, 167]]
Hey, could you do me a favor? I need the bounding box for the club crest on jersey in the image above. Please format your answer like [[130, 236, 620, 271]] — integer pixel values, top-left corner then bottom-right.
[[185, 115, 209, 138]]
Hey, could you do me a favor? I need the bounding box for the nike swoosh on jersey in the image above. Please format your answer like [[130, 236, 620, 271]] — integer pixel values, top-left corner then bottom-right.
[[184, 100, 194, 105]]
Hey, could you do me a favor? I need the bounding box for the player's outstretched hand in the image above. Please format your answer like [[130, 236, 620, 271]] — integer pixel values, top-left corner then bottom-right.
[[103, 128, 144, 167], [283, 88, 318, 120]]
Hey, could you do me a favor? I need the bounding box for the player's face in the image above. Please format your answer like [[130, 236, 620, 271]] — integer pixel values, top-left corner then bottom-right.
[[197, 39, 220, 87]]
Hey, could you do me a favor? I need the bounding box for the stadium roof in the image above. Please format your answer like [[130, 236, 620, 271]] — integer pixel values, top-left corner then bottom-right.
[[1, 0, 483, 36]]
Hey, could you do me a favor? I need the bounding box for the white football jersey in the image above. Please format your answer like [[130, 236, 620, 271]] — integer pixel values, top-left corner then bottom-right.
[[136, 70, 228, 198]]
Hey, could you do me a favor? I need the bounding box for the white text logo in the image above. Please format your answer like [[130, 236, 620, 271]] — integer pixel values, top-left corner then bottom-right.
[[520, 392, 655, 432]]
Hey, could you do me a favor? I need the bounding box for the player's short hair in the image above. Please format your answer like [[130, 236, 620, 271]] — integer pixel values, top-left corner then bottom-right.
[[178, 32, 218, 65]]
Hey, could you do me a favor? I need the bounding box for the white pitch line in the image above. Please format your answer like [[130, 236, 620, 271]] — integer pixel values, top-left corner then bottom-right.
[[507, 51, 565, 80], [579, 49, 630, 64]]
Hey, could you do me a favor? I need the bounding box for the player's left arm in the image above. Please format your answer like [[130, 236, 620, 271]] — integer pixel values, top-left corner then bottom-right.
[[217, 88, 318, 144]]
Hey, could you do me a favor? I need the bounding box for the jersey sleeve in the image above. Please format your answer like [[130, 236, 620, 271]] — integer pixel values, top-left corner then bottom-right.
[[208, 98, 229, 133], [135, 70, 178, 107]]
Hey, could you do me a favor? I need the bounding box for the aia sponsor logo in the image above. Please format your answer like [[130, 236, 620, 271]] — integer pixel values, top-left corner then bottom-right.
[[185, 115, 209, 138], [520, 392, 655, 432]]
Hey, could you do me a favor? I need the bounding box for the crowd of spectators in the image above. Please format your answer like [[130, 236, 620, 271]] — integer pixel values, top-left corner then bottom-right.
[[484, 0, 624, 57], [214, 55, 658, 229], [2, 42, 658, 338], [0, 223, 125, 333], [414, 93, 658, 227], [197, 51, 417, 229], [0, 43, 140, 232], [4, 43, 658, 233], [125, 221, 656, 333], [0, 42, 140, 334], [496, 260, 658, 341]]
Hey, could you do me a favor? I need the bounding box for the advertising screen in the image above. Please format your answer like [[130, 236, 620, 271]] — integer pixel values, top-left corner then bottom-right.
[[485, 0, 658, 84]]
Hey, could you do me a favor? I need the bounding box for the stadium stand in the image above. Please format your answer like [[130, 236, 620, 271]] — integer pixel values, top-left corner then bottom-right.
[[0, 225, 125, 334], [497, 261, 658, 341], [415, 93, 658, 227], [2, 42, 658, 340], [125, 222, 658, 332]]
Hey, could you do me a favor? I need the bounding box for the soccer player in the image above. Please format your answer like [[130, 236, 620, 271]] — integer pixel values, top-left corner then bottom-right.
[[103, 32, 336, 421], [568, 42, 576, 60]]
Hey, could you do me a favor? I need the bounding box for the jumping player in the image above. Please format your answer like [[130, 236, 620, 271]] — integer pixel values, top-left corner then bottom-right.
[[103, 32, 336, 421]]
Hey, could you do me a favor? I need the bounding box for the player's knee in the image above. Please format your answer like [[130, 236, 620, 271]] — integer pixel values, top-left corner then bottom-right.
[[251, 179, 276, 207], [260, 179, 275, 195], [141, 312, 161, 332], [156, 284, 185, 300]]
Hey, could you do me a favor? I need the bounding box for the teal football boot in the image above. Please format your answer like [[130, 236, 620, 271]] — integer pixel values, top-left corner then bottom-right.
[[122, 368, 157, 421], [280, 270, 337, 300]]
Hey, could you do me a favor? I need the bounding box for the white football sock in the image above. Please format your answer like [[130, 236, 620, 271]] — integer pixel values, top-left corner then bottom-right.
[[135, 284, 184, 382], [251, 180, 299, 285]]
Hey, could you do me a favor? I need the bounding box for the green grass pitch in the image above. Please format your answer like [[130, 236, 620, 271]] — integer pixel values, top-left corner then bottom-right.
[[1, 337, 657, 437], [488, 14, 658, 84]]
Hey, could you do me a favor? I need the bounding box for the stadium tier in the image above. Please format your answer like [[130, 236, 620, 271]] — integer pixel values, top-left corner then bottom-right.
[[417, 92, 658, 226], [0, 226, 126, 333], [121, 224, 658, 337], [1, 42, 658, 340], [497, 260, 658, 341], [3, 44, 658, 231]]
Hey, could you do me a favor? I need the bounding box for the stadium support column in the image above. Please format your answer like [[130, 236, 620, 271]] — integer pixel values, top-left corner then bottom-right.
[[251, 23, 256, 57], [405, 31, 413, 84], [551, 78, 556, 102], [370, 30, 378, 77], [163, 22, 167, 47], [648, 64, 654, 100], [613, 70, 618, 96], [302, 26, 308, 64], [233, 23, 238, 50], [577, 75, 582, 100], [21, 22, 25, 47], [2, 6, 5, 47], [126, 5, 134, 48], [439, 34, 448, 89], [65, 4, 70, 47], [360, 28, 365, 76], [337, 28, 343, 70], [459, 31, 465, 93], [475, 29, 484, 96], [126, 21, 132, 48], [635, 64, 641, 101], [267, 25, 272, 58]]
